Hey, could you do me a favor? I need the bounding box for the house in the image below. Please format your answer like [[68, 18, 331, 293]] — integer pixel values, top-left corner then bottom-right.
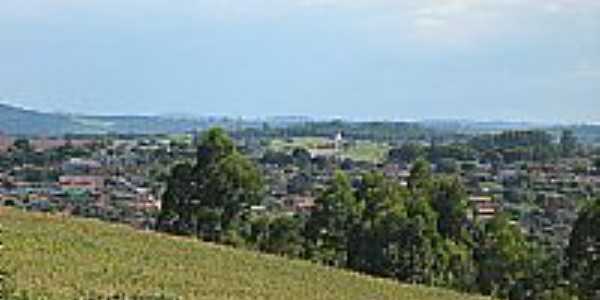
[[59, 175, 105, 191], [0, 132, 12, 153], [62, 158, 102, 175], [283, 195, 315, 214], [469, 195, 498, 221]]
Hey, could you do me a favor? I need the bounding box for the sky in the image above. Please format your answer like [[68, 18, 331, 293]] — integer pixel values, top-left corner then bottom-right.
[[0, 0, 599, 122]]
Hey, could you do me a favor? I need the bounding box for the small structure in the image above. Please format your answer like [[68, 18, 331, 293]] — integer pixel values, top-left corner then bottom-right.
[[469, 195, 498, 221], [59, 175, 105, 191]]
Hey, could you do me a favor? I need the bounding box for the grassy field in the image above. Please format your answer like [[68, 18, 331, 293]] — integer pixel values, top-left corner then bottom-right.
[[269, 137, 390, 163], [0, 208, 487, 300]]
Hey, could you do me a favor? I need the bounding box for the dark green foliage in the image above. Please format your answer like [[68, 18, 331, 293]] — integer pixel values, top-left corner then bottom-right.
[[429, 144, 478, 163], [476, 214, 529, 299], [238, 120, 431, 142], [388, 143, 426, 164], [259, 215, 305, 258], [430, 177, 469, 242], [160, 128, 263, 242], [560, 130, 578, 158], [305, 168, 478, 291], [287, 172, 311, 195], [408, 159, 433, 192], [566, 199, 600, 300], [593, 157, 600, 172], [470, 130, 560, 164], [471, 130, 554, 150], [291, 147, 312, 168], [305, 172, 362, 267], [436, 159, 459, 174], [260, 150, 292, 166]]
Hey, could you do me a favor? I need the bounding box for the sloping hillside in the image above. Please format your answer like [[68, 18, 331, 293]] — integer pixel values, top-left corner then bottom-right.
[[0, 104, 87, 135], [0, 104, 211, 135], [0, 208, 488, 300]]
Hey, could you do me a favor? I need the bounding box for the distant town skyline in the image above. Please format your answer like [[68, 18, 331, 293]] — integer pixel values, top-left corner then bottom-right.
[[1, 0, 599, 122]]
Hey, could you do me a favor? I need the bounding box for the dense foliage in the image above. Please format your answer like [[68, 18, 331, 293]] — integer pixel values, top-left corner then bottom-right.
[[160, 128, 263, 242], [566, 199, 600, 300], [156, 128, 595, 299]]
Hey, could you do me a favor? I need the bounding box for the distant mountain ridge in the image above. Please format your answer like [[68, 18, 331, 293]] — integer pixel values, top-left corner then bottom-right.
[[2, 103, 600, 142], [0, 104, 87, 135], [0, 104, 219, 135]]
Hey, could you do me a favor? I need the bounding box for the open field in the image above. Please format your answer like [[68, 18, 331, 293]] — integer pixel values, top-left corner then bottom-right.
[[0, 208, 487, 300], [269, 137, 390, 163]]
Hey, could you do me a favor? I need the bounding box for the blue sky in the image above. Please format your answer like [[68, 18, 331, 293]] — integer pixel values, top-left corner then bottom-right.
[[0, 0, 599, 122]]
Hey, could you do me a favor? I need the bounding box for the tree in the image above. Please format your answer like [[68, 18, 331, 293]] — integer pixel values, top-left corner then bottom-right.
[[566, 199, 600, 300], [401, 195, 442, 285], [436, 158, 459, 174], [291, 147, 312, 168], [261, 150, 292, 166], [440, 239, 477, 292], [430, 176, 469, 243], [305, 171, 362, 267], [408, 158, 433, 193], [476, 214, 529, 299], [160, 128, 263, 242], [560, 130, 577, 158], [510, 246, 566, 300], [12, 139, 31, 152], [287, 172, 311, 195], [388, 143, 425, 164], [263, 215, 305, 258], [159, 162, 194, 234], [350, 172, 410, 278]]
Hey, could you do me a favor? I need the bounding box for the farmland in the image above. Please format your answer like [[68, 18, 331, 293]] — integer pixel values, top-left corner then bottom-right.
[[0, 208, 487, 300]]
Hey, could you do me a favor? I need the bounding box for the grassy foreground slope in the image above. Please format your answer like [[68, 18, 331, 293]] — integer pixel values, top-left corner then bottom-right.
[[0, 208, 487, 300]]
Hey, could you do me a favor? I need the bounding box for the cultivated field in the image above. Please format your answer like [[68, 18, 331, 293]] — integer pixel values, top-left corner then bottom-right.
[[0, 208, 487, 300]]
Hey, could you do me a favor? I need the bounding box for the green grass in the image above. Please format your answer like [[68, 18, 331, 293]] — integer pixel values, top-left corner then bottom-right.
[[269, 137, 389, 163], [340, 141, 390, 163], [0, 208, 488, 300], [269, 137, 331, 153]]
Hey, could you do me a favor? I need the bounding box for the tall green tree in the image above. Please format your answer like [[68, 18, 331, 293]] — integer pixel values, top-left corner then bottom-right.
[[476, 214, 529, 299], [560, 129, 578, 158], [566, 199, 600, 300], [305, 171, 362, 267], [430, 176, 469, 243], [161, 128, 263, 242], [388, 143, 425, 164], [402, 195, 442, 285], [408, 158, 433, 193], [351, 172, 410, 278]]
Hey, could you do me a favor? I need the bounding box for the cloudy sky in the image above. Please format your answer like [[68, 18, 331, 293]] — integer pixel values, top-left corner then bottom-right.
[[0, 0, 599, 122]]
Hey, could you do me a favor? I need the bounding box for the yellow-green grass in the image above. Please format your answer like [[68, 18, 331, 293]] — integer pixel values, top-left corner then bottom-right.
[[0, 208, 487, 300], [269, 138, 389, 163], [340, 141, 390, 163], [269, 137, 331, 153]]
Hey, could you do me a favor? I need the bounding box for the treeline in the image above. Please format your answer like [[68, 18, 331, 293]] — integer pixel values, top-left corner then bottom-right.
[[159, 128, 598, 300], [389, 130, 581, 167], [234, 120, 431, 142]]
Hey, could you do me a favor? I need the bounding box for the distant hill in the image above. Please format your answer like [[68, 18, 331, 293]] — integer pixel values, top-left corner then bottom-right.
[[0, 104, 216, 136], [0, 104, 88, 135], [0, 208, 488, 300]]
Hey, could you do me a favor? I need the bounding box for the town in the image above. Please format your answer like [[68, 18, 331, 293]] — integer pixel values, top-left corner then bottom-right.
[[2, 124, 599, 254]]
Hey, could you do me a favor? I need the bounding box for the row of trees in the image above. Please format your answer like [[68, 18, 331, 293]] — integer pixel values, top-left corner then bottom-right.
[[389, 130, 581, 167], [160, 128, 599, 300]]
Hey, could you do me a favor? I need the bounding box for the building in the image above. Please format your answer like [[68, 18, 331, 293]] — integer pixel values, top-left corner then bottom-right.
[[59, 175, 105, 191], [469, 195, 498, 221]]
